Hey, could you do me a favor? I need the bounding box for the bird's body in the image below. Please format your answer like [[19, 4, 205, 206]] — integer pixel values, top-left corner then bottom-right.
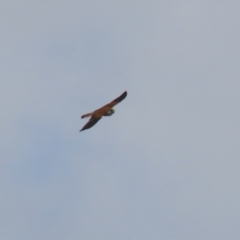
[[80, 91, 127, 131]]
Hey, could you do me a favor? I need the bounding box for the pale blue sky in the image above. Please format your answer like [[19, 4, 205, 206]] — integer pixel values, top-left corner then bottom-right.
[[0, 1, 240, 239]]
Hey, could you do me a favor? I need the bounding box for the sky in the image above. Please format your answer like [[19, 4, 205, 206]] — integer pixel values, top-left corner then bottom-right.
[[0, 1, 240, 240]]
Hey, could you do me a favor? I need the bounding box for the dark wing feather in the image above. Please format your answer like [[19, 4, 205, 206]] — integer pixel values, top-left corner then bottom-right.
[[80, 117, 101, 131], [104, 91, 127, 108]]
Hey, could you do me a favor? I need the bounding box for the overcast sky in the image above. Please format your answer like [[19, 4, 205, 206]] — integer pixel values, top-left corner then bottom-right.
[[0, 1, 240, 240]]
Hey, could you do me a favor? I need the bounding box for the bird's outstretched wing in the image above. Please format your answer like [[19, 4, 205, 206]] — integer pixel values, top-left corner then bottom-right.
[[80, 117, 101, 131], [103, 91, 127, 109]]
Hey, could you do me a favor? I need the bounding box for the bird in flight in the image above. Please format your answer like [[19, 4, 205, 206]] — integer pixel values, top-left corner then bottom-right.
[[80, 91, 127, 132]]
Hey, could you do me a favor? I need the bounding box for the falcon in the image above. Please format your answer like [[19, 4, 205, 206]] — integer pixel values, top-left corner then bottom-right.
[[80, 91, 127, 131]]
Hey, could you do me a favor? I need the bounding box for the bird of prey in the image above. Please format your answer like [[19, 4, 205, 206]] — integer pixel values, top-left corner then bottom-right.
[[79, 91, 127, 132]]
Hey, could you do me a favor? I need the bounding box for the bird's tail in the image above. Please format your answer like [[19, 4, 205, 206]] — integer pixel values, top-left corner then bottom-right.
[[81, 112, 93, 118]]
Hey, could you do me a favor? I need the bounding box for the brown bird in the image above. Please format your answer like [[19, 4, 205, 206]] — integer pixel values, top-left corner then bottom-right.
[[80, 91, 127, 131]]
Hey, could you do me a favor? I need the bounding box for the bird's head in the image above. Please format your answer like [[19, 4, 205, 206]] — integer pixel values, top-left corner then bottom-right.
[[105, 109, 115, 116], [108, 109, 115, 115]]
